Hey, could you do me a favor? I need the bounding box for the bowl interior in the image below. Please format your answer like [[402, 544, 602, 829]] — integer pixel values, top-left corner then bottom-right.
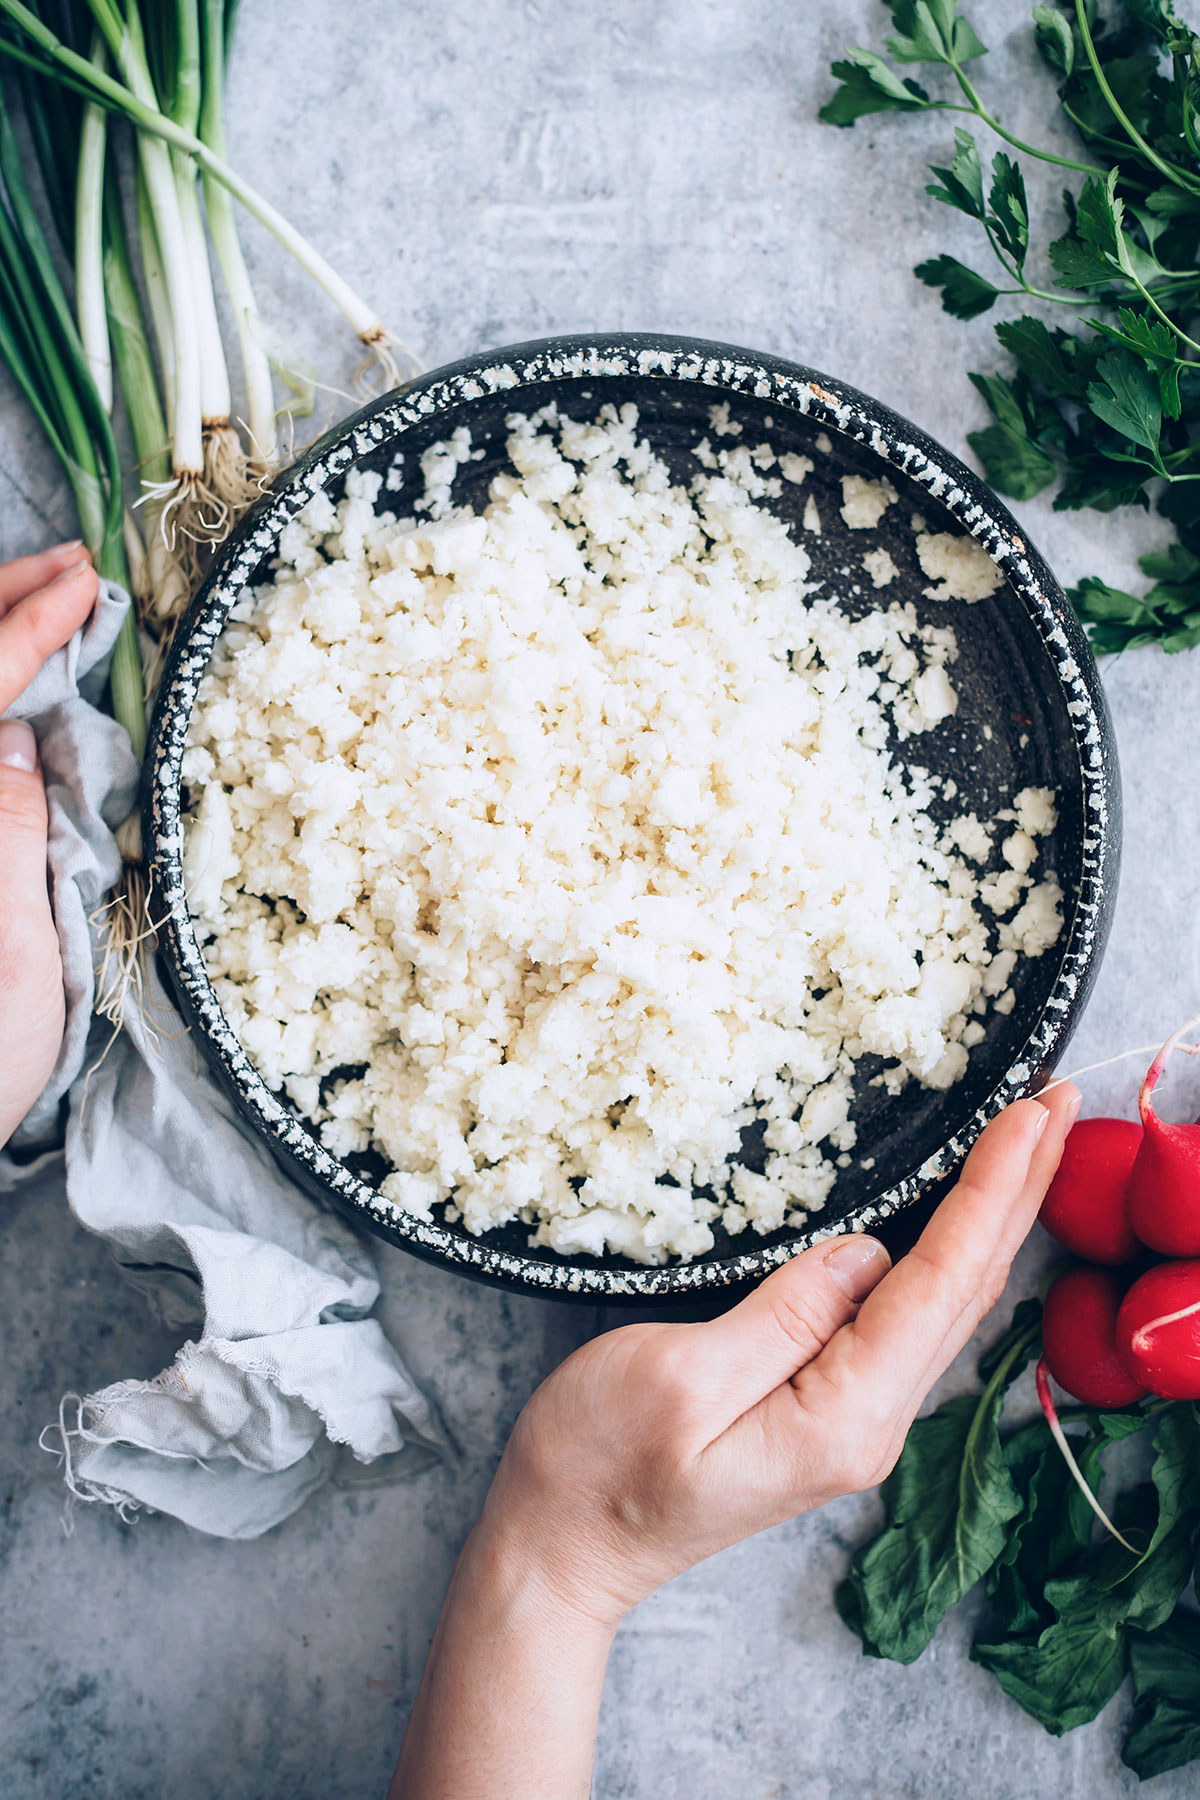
[[161, 352, 1102, 1296]]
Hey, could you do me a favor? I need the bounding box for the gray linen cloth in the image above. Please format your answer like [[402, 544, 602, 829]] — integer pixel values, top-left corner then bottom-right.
[[1, 582, 443, 1538]]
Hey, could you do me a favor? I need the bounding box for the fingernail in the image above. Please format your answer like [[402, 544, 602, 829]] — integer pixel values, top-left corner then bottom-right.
[[48, 557, 90, 584], [1032, 1104, 1051, 1141], [0, 719, 38, 773], [824, 1234, 892, 1302], [1066, 1090, 1083, 1128], [48, 538, 83, 554]]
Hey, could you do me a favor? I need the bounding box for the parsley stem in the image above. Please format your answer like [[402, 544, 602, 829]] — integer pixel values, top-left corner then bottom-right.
[[1074, 0, 1200, 197], [1118, 259, 1200, 359], [1019, 284, 1083, 306], [977, 222, 1083, 309], [942, 70, 1100, 177]]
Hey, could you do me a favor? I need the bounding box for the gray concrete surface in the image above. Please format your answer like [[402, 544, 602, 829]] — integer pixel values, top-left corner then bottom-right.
[[2, 2, 1199, 1795]]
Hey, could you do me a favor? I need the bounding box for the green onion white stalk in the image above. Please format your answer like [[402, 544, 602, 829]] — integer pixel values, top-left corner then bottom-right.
[[199, 0, 275, 462], [133, 161, 175, 431], [105, 167, 189, 627], [73, 34, 110, 410], [161, 0, 238, 462], [89, 0, 204, 482]]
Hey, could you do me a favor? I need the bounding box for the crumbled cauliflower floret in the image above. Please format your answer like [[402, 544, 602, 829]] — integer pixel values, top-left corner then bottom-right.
[[779, 452, 813, 486], [840, 474, 897, 530], [916, 530, 1004, 602], [862, 547, 899, 588], [184, 407, 1062, 1265]]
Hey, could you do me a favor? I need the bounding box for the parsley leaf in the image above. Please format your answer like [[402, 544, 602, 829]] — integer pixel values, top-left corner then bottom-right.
[[926, 127, 986, 218], [1087, 347, 1164, 452], [1087, 307, 1182, 415], [1033, 4, 1075, 77], [885, 0, 987, 67], [1140, 541, 1200, 583], [821, 5, 1200, 644], [988, 152, 1030, 268], [914, 252, 1001, 318], [993, 315, 1091, 398], [819, 50, 930, 126], [966, 370, 1060, 498], [1053, 449, 1153, 513]]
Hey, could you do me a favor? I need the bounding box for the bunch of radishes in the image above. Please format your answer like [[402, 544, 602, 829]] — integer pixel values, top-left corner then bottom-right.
[[1039, 1020, 1200, 1409]]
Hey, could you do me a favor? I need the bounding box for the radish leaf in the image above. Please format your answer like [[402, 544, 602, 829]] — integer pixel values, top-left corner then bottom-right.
[[985, 1423, 1104, 1637], [973, 1407, 1200, 1737], [836, 1302, 1039, 1663], [1124, 1610, 1200, 1779], [972, 1585, 1130, 1734]]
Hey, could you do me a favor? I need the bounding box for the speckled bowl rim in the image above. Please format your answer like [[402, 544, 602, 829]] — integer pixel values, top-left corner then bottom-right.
[[145, 331, 1119, 1301]]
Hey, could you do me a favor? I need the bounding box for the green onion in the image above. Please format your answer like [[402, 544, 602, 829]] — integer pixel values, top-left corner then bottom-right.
[[104, 163, 189, 627], [0, 89, 144, 756], [74, 32, 110, 411], [0, 0, 411, 758], [199, 0, 275, 461], [1, 0, 408, 380]]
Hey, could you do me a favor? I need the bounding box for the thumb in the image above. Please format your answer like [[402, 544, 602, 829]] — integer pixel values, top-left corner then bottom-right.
[[0, 721, 51, 907], [686, 1232, 892, 1427]]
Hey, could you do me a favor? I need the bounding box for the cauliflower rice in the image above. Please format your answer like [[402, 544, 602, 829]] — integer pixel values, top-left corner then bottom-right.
[[182, 404, 1062, 1264]]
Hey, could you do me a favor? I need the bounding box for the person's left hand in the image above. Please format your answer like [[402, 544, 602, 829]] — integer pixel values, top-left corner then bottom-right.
[[0, 542, 100, 1148]]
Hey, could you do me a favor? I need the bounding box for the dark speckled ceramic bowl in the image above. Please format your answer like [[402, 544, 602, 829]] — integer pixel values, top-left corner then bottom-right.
[[144, 332, 1120, 1303]]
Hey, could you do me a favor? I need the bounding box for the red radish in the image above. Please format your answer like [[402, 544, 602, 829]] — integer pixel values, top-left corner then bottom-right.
[[1038, 1117, 1143, 1264], [1116, 1259, 1200, 1401], [1041, 1265, 1149, 1407], [1126, 1017, 1200, 1256]]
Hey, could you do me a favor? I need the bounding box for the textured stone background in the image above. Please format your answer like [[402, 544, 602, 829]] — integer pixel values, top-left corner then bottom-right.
[[2, 2, 1199, 1796]]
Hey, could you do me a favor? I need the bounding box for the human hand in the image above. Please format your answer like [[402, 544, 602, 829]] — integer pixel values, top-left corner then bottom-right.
[[0, 543, 100, 1148], [393, 1083, 1080, 1800], [481, 1083, 1079, 1627]]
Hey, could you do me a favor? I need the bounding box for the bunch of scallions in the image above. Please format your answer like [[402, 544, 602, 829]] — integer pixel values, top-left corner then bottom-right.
[[0, 0, 413, 1020]]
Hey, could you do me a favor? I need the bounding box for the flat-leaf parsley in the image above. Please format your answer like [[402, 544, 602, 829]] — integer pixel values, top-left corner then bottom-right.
[[822, 1, 1200, 654]]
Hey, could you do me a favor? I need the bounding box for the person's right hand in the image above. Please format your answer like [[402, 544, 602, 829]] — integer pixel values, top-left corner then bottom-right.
[[476, 1081, 1082, 1627], [0, 542, 100, 1148], [392, 1084, 1081, 1800]]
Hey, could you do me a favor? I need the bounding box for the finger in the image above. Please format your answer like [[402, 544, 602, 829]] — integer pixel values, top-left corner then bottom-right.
[[791, 1084, 1080, 1435], [0, 558, 99, 713], [0, 721, 50, 910], [0, 541, 89, 619], [680, 1230, 893, 1427]]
